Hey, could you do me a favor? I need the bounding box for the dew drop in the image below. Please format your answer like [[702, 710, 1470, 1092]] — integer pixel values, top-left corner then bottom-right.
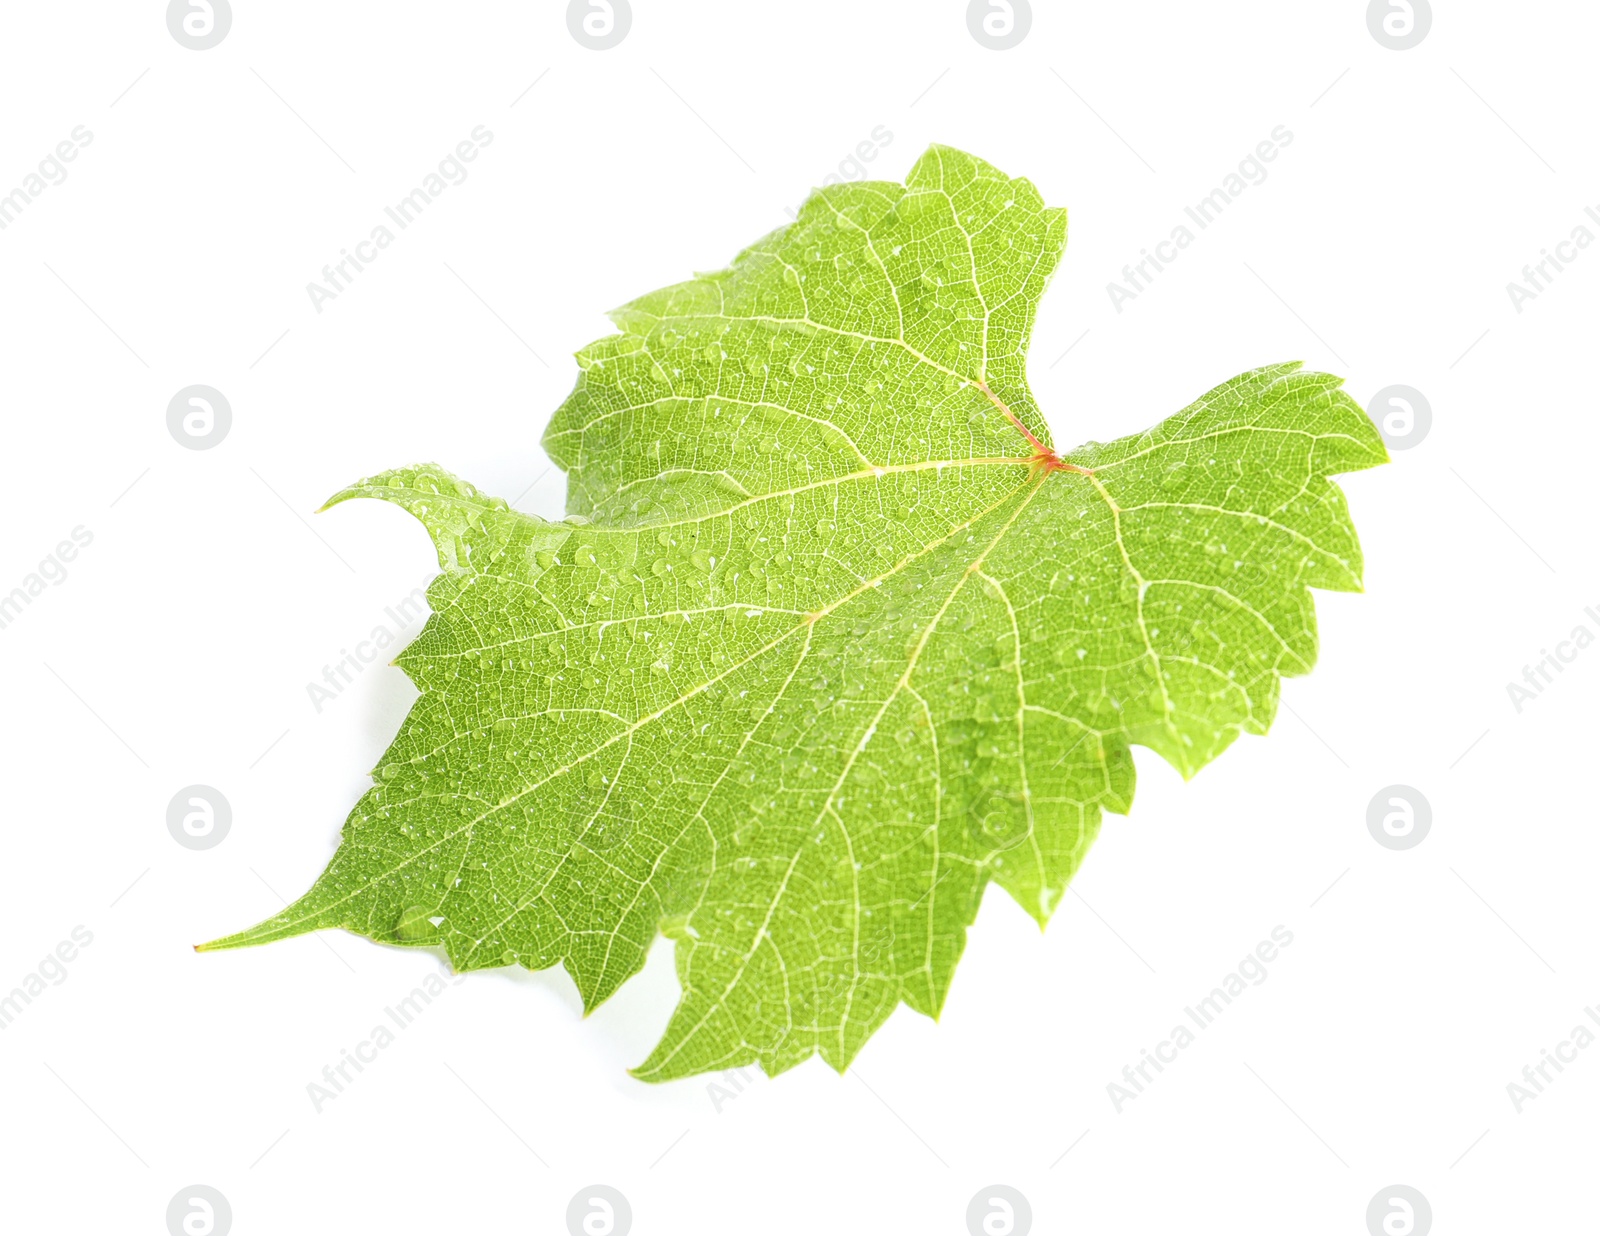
[[394, 906, 434, 940], [660, 913, 697, 940]]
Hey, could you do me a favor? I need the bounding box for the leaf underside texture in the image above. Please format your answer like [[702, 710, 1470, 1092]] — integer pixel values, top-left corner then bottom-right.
[[203, 145, 1386, 1081]]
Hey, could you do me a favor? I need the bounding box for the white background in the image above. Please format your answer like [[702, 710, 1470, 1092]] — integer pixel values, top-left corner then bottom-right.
[[1, 1, 1594, 1232]]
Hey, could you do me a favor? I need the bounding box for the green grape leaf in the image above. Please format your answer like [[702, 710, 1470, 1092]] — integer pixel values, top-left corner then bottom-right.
[[201, 145, 1386, 1081]]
